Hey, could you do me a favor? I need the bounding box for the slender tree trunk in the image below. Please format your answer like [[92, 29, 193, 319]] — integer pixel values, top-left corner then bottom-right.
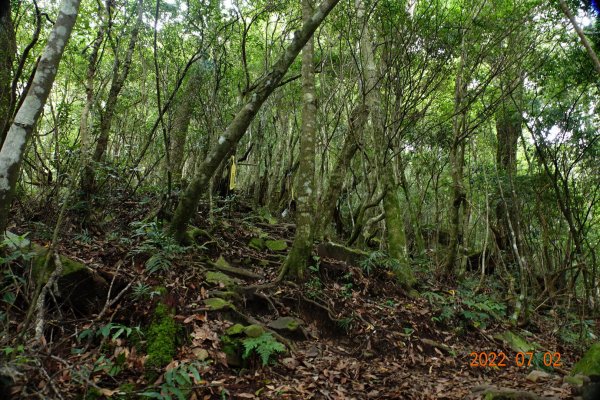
[[445, 36, 467, 278], [167, 0, 341, 243], [81, 0, 142, 197], [397, 153, 425, 256], [79, 19, 105, 197], [0, 0, 16, 147], [557, 0, 600, 76], [0, 0, 81, 234], [494, 75, 523, 259], [280, 0, 317, 281], [357, 0, 415, 288], [169, 63, 202, 188], [318, 104, 368, 238]]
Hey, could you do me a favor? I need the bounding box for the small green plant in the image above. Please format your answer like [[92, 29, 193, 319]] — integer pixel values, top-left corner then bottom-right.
[[241, 333, 285, 366], [384, 299, 396, 307], [1, 231, 35, 265], [74, 229, 93, 244], [341, 282, 354, 299], [132, 282, 161, 300], [78, 322, 143, 343], [306, 277, 323, 298], [129, 221, 187, 274], [140, 361, 204, 400], [337, 316, 353, 332], [359, 250, 405, 277]]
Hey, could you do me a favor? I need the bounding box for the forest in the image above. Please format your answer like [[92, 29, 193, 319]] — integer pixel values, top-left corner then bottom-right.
[[0, 0, 600, 398]]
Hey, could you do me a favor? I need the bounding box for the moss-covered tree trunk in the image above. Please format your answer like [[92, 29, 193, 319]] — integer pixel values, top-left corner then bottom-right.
[[167, 0, 341, 243], [318, 104, 368, 239], [280, 0, 317, 281], [0, 0, 16, 147], [0, 0, 81, 234], [169, 63, 202, 188], [445, 37, 467, 278], [357, 0, 415, 288]]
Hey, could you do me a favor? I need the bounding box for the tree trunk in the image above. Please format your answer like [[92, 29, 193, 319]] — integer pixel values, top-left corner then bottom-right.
[[0, 0, 16, 147], [445, 37, 467, 278], [167, 0, 341, 243], [79, 18, 105, 198], [357, 0, 415, 288], [494, 75, 523, 260], [80, 0, 142, 197], [169, 63, 203, 188], [0, 0, 81, 234], [280, 0, 318, 281], [318, 104, 368, 238]]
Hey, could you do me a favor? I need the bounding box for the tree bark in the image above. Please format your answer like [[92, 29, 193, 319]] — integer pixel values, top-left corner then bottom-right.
[[557, 0, 600, 76], [78, 15, 105, 198], [280, 0, 317, 281], [357, 0, 415, 288], [0, 0, 16, 147], [167, 0, 341, 243], [0, 0, 82, 234], [445, 36, 467, 278], [169, 62, 203, 188], [80, 0, 142, 197], [494, 75, 523, 258], [318, 104, 368, 238]]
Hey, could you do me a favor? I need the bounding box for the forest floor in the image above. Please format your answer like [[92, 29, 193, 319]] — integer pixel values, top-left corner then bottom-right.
[[2, 196, 590, 399]]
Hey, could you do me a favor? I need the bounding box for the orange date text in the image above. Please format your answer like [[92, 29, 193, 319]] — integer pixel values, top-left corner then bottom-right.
[[468, 351, 562, 368]]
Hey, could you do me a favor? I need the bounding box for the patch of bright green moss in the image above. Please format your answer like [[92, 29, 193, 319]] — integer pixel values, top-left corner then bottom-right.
[[146, 303, 178, 370], [572, 343, 600, 376]]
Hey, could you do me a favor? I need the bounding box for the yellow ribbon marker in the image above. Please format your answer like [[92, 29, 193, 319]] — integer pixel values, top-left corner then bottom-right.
[[229, 155, 237, 190]]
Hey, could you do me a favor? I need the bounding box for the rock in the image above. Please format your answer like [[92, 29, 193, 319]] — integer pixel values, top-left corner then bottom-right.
[[2, 233, 111, 315], [205, 271, 239, 287], [268, 317, 302, 332], [203, 298, 234, 310], [526, 370, 551, 382], [192, 348, 209, 361], [248, 237, 265, 251], [493, 330, 536, 353], [226, 324, 245, 335], [316, 242, 369, 267], [265, 239, 287, 251], [244, 324, 265, 338]]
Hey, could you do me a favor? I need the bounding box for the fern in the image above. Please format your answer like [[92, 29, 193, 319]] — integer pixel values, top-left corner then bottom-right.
[[242, 333, 285, 366], [145, 253, 172, 274]]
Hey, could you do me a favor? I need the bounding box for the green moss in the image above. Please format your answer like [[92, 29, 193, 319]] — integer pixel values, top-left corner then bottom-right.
[[572, 343, 600, 376], [493, 331, 535, 353], [244, 324, 265, 338], [204, 297, 234, 310], [146, 303, 178, 370], [30, 244, 86, 283], [226, 324, 245, 335], [205, 271, 237, 287]]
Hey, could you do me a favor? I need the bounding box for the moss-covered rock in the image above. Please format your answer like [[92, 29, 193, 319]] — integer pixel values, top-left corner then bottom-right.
[[265, 239, 288, 252], [572, 343, 600, 377], [268, 317, 301, 332], [493, 331, 536, 353], [204, 298, 234, 310], [146, 303, 178, 370], [244, 324, 265, 338], [205, 271, 239, 287], [226, 324, 246, 335]]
